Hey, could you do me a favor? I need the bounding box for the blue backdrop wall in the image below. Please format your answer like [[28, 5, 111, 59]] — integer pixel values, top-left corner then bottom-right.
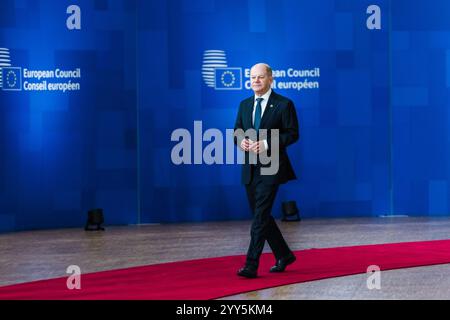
[[138, 0, 391, 223], [0, 0, 138, 232], [0, 0, 449, 232], [391, 0, 450, 216]]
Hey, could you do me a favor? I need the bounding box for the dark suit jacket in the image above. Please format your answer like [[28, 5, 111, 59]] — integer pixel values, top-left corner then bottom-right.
[[234, 90, 299, 185]]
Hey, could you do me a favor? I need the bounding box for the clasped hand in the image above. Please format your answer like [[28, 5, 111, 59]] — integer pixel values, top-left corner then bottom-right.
[[240, 138, 266, 154]]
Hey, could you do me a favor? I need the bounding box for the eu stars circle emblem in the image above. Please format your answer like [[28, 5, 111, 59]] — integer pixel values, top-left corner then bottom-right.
[[220, 70, 236, 87], [6, 70, 17, 88]]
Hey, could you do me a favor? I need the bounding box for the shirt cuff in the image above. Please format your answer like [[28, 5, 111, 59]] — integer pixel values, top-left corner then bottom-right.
[[263, 139, 269, 151]]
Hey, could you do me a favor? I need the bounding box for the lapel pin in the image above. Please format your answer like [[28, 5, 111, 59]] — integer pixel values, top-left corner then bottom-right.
[[270, 104, 274, 108]]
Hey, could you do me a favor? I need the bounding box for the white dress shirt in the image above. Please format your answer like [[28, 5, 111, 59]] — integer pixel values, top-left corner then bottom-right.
[[252, 88, 272, 151], [252, 88, 272, 125]]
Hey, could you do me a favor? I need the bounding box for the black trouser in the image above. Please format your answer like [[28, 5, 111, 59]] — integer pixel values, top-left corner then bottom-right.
[[244, 167, 291, 269]]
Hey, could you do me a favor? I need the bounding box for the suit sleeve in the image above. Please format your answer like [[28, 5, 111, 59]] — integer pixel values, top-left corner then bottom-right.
[[233, 102, 245, 146], [268, 100, 299, 150], [280, 100, 299, 147]]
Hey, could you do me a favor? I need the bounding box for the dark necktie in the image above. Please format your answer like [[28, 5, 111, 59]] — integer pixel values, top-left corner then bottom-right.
[[254, 98, 263, 131]]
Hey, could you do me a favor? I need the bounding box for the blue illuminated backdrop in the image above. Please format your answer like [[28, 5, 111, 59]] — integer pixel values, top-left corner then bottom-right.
[[137, 0, 391, 223], [0, 0, 138, 231], [1, 0, 450, 233]]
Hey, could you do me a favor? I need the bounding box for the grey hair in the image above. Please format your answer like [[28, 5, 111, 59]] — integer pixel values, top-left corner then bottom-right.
[[251, 63, 273, 77], [263, 64, 273, 77]]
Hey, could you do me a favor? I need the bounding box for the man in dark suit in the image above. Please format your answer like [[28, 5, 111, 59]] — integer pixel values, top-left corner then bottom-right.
[[234, 63, 299, 278]]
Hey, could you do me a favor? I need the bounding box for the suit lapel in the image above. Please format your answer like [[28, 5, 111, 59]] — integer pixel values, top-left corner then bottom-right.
[[245, 98, 254, 129], [260, 92, 277, 129]]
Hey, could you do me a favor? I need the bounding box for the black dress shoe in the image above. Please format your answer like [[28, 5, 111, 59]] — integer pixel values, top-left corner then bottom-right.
[[270, 253, 296, 273], [237, 266, 257, 278]]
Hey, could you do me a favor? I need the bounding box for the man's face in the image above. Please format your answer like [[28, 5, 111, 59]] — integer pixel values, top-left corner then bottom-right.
[[250, 64, 273, 96]]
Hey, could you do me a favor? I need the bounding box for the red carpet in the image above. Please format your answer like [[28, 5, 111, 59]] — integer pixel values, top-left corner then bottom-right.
[[1, 239, 450, 300]]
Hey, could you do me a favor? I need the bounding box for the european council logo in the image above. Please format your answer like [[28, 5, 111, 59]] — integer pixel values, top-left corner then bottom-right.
[[202, 50, 228, 88], [214, 67, 242, 90], [0, 47, 12, 89], [201, 50, 243, 90], [1, 67, 22, 91]]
